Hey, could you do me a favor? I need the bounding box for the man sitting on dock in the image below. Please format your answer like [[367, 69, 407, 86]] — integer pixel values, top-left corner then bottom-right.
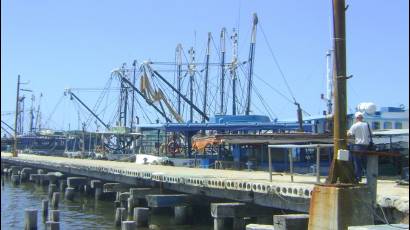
[[347, 112, 373, 182]]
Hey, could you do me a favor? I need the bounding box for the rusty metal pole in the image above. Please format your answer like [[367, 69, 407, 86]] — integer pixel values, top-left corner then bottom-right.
[[13, 75, 21, 157], [326, 0, 355, 184]]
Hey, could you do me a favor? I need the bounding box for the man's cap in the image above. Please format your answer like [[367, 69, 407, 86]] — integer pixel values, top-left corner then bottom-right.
[[355, 111, 364, 118]]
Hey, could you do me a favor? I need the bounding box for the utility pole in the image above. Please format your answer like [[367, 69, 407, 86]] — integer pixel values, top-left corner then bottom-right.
[[245, 13, 258, 115], [326, 0, 355, 184], [13, 75, 21, 157], [202, 32, 211, 123], [230, 29, 238, 115], [188, 47, 196, 122], [220, 28, 226, 115]]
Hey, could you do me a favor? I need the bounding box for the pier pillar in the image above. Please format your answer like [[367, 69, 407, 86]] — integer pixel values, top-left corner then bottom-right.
[[67, 177, 88, 191], [233, 217, 246, 230], [51, 192, 60, 209], [59, 180, 67, 192], [366, 155, 378, 208], [121, 221, 137, 230], [20, 168, 33, 182], [273, 214, 309, 230], [48, 184, 58, 198], [214, 218, 229, 230], [133, 207, 149, 227], [46, 221, 60, 230], [127, 197, 135, 215], [119, 192, 130, 208], [42, 200, 49, 218], [174, 205, 192, 225], [24, 209, 38, 230], [307, 184, 374, 230], [65, 187, 75, 201], [49, 210, 60, 222], [11, 174, 20, 185], [10, 166, 20, 175], [95, 187, 103, 200], [115, 207, 127, 227], [245, 224, 275, 230]]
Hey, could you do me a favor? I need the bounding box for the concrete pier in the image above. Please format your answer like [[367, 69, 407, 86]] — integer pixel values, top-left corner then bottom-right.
[[65, 187, 75, 201], [24, 209, 38, 230], [51, 192, 60, 209], [42, 199, 49, 217], [45, 221, 60, 230], [133, 207, 149, 227], [115, 207, 127, 227], [59, 180, 67, 192], [273, 214, 309, 230], [174, 205, 192, 224], [11, 174, 20, 185], [48, 184, 58, 198], [121, 221, 137, 230], [67, 177, 88, 190], [49, 210, 60, 222]]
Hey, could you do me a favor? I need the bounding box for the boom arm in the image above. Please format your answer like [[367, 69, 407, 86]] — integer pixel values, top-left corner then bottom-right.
[[65, 89, 110, 129]]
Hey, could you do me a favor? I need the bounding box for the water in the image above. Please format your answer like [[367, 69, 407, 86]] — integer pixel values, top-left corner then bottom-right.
[[1, 176, 213, 230]]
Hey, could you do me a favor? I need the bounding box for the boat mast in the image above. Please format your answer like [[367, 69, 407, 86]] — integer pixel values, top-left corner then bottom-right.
[[245, 13, 258, 115], [326, 0, 355, 183], [176, 44, 183, 116], [203, 32, 211, 123], [220, 28, 226, 115], [29, 94, 35, 134], [230, 29, 238, 115], [13, 75, 21, 157], [188, 47, 196, 122], [130, 60, 137, 131]]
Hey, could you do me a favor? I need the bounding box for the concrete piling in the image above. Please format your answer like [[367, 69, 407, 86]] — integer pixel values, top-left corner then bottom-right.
[[59, 180, 67, 192], [65, 187, 75, 201], [11, 174, 20, 185], [214, 218, 227, 230], [42, 200, 49, 218], [48, 184, 58, 198], [51, 192, 60, 209], [49, 210, 60, 222], [121, 221, 137, 230], [115, 207, 127, 227], [127, 197, 135, 215], [233, 217, 246, 230], [133, 207, 149, 227], [46, 221, 60, 230], [24, 209, 38, 230], [95, 187, 103, 200], [174, 205, 192, 225]]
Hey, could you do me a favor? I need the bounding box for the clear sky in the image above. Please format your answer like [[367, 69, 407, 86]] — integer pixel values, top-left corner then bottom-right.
[[1, 0, 409, 131]]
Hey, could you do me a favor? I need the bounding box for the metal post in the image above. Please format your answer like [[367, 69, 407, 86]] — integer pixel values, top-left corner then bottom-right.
[[316, 146, 321, 183], [13, 75, 21, 157], [130, 60, 137, 132], [176, 44, 182, 116], [203, 32, 211, 123], [188, 47, 195, 122], [288, 149, 294, 182], [220, 28, 226, 115], [268, 147, 272, 182]]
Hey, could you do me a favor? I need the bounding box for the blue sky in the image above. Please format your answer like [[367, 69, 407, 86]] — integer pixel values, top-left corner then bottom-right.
[[1, 1, 409, 131]]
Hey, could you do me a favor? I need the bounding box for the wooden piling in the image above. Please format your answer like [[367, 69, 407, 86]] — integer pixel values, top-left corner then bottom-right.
[[24, 209, 38, 230], [174, 205, 192, 225]]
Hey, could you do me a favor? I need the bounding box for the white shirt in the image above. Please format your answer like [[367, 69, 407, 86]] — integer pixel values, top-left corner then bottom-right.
[[348, 121, 371, 145]]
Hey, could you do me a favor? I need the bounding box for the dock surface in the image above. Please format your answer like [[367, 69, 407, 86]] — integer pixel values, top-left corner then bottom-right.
[[1, 152, 408, 213]]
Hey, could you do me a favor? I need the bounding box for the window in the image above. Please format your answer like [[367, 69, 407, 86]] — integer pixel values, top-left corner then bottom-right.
[[395, 122, 403, 129], [372, 121, 380, 130], [384, 122, 392, 129]]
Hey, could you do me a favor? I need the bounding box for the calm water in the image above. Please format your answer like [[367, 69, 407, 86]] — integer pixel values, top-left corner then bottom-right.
[[1, 176, 213, 230]]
